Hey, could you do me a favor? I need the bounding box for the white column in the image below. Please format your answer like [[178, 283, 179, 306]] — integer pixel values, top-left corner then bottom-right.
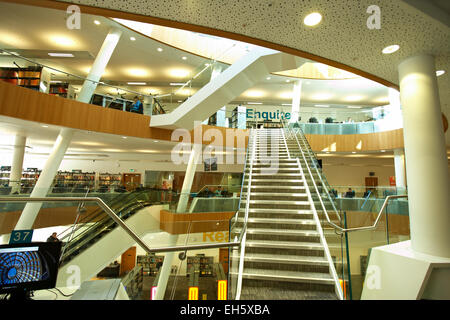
[[290, 80, 302, 123], [154, 144, 201, 300], [398, 54, 450, 258], [203, 65, 224, 124], [14, 128, 74, 230], [77, 27, 122, 103], [10, 135, 26, 194], [393, 149, 406, 193]]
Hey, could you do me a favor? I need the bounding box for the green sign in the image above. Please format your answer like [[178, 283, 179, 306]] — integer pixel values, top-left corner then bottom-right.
[[9, 229, 34, 244]]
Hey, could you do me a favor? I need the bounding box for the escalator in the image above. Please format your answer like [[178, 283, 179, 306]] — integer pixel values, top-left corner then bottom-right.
[[57, 189, 168, 267]]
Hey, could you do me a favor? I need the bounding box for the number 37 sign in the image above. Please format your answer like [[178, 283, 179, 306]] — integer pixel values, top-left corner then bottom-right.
[[9, 230, 34, 244]]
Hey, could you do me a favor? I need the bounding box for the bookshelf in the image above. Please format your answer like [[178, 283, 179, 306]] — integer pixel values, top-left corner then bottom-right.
[[49, 82, 76, 99], [98, 173, 122, 191], [0, 167, 41, 193], [137, 253, 164, 276], [0, 66, 51, 93], [187, 254, 214, 277]]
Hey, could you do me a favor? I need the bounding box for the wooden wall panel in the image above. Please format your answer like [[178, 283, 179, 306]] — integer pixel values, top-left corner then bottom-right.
[[305, 129, 404, 152], [159, 209, 235, 235], [0, 81, 248, 147]]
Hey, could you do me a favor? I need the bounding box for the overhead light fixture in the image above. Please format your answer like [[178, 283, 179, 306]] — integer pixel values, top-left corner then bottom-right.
[[381, 150, 386, 152], [130, 37, 136, 41], [170, 82, 186, 86], [282, 103, 292, 106], [126, 68, 149, 77], [157, 47, 163, 52], [178, 100, 183, 103], [304, 12, 323, 26], [436, 70, 445, 77], [347, 106, 362, 109], [266, 77, 271, 80], [382, 45, 400, 54], [41, 125, 49, 128], [315, 104, 330, 108], [247, 102, 263, 105], [127, 82, 146, 85], [205, 63, 211, 67], [122, 136, 127, 139], [94, 20, 101, 25], [285, 79, 291, 83], [48, 52, 74, 57], [182, 56, 187, 60]]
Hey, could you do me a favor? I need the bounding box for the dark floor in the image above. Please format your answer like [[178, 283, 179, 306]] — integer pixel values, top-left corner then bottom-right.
[[137, 274, 366, 300]]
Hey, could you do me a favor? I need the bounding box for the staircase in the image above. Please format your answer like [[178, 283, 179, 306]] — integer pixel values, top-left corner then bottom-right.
[[231, 128, 342, 300]]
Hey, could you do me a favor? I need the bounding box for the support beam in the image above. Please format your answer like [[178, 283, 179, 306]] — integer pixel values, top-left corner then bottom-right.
[[290, 80, 302, 124], [398, 54, 450, 258], [10, 135, 26, 194]]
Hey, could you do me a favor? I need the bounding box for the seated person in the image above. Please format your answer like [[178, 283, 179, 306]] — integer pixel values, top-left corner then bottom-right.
[[344, 188, 356, 198], [130, 96, 143, 114], [215, 186, 223, 197]]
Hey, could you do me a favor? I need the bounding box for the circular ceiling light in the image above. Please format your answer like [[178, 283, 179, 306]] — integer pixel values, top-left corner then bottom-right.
[[130, 37, 136, 41], [157, 47, 163, 52], [182, 56, 187, 60], [304, 13, 322, 26], [436, 70, 445, 77], [382, 45, 400, 54], [94, 20, 101, 25]]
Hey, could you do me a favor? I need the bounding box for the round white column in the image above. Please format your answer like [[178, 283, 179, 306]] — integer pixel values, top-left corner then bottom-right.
[[290, 80, 302, 123], [398, 54, 450, 258], [10, 135, 26, 194], [393, 148, 406, 193]]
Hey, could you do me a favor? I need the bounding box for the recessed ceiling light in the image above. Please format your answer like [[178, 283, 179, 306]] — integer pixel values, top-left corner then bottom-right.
[[94, 20, 101, 25], [182, 56, 187, 60], [347, 106, 362, 109], [130, 37, 136, 41], [170, 82, 186, 86], [154, 140, 159, 143], [285, 79, 291, 83], [122, 136, 127, 139], [282, 103, 292, 106], [381, 150, 386, 152], [247, 102, 263, 105], [382, 45, 400, 54], [157, 47, 163, 52], [41, 125, 49, 128], [304, 12, 322, 26], [436, 70, 445, 76], [178, 100, 183, 103], [315, 104, 330, 108], [352, 152, 357, 154], [266, 77, 271, 80], [127, 82, 146, 85], [48, 53, 74, 57]]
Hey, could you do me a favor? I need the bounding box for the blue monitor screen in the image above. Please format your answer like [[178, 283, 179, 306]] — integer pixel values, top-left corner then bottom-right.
[[0, 242, 61, 293]]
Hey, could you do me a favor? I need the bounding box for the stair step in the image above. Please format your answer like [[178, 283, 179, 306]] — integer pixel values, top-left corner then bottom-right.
[[234, 253, 329, 266], [246, 239, 323, 250], [236, 228, 319, 237], [233, 268, 335, 285]]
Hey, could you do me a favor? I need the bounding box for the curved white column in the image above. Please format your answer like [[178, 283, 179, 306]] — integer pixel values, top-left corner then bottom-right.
[[14, 128, 74, 230], [398, 54, 450, 258]]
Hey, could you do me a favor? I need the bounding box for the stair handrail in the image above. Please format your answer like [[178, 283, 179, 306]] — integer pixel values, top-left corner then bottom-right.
[[280, 122, 409, 234], [235, 128, 257, 299], [0, 197, 243, 253], [295, 157, 344, 300], [281, 120, 343, 225]]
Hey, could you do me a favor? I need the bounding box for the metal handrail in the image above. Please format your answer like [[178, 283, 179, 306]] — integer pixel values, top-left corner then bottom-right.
[[291, 127, 342, 224], [0, 197, 242, 253], [235, 128, 256, 299], [280, 122, 409, 233]]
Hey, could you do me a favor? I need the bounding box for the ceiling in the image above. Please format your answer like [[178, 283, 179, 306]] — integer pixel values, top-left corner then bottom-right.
[[37, 0, 447, 119], [0, 1, 391, 111]]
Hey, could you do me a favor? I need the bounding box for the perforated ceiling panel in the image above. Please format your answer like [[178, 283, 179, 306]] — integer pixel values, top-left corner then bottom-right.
[[37, 0, 450, 116]]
